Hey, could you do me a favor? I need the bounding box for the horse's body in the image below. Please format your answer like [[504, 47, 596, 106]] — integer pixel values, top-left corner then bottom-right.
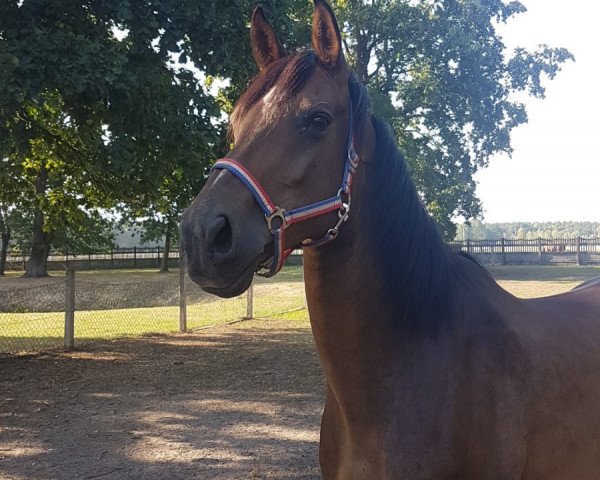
[[308, 237, 600, 479], [303, 120, 600, 479], [181, 2, 600, 477]]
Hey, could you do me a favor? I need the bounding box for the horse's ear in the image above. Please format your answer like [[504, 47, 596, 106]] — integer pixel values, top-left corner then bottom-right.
[[250, 6, 286, 71], [312, 0, 344, 70]]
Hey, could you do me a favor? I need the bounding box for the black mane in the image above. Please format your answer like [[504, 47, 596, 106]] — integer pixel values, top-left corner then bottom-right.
[[361, 116, 455, 334]]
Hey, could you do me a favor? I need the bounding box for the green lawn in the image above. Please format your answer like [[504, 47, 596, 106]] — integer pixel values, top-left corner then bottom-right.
[[0, 266, 306, 354], [1, 265, 598, 354], [489, 265, 600, 299]]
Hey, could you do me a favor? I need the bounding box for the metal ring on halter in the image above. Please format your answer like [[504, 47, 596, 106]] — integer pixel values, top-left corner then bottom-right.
[[266, 207, 288, 233], [336, 188, 351, 219]]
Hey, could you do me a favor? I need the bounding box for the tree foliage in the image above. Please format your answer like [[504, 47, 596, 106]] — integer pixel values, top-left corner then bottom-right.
[[456, 221, 600, 240], [0, 0, 575, 275], [0, 0, 224, 274], [331, 0, 573, 238]]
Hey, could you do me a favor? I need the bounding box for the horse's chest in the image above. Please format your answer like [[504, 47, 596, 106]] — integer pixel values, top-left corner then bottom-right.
[[320, 393, 460, 479]]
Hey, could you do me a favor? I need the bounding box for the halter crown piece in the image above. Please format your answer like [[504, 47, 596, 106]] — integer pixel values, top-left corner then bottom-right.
[[211, 99, 359, 277]]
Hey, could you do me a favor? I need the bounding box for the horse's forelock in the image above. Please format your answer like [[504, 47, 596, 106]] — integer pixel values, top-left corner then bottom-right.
[[230, 51, 320, 140]]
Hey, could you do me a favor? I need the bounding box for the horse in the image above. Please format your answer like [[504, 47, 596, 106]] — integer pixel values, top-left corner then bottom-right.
[[180, 1, 600, 478]]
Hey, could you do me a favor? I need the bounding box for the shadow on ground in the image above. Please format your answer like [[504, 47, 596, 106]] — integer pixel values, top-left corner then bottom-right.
[[0, 320, 324, 479]]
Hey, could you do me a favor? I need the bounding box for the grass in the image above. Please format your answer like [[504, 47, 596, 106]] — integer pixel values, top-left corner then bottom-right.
[[489, 265, 600, 298], [1, 270, 27, 279], [0, 266, 306, 353], [1, 265, 598, 354]]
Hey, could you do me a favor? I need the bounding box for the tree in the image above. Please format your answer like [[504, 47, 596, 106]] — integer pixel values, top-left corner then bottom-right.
[[1, 0, 314, 276], [0, 205, 12, 275], [0, 146, 28, 275], [329, 0, 573, 239], [0, 0, 225, 276]]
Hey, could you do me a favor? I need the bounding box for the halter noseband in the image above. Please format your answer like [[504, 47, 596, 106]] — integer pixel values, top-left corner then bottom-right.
[[211, 100, 359, 277]]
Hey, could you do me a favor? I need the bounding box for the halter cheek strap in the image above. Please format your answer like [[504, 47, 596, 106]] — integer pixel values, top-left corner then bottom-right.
[[211, 101, 358, 277]]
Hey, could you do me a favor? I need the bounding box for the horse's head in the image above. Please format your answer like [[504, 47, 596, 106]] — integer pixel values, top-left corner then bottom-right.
[[181, 0, 356, 297]]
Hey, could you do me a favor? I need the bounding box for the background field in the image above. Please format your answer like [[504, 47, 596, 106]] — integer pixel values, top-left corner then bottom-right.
[[489, 265, 600, 298], [2, 264, 599, 354], [0, 266, 306, 354]]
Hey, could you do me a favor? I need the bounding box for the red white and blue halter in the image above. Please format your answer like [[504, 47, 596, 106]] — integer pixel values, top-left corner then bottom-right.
[[211, 101, 359, 277]]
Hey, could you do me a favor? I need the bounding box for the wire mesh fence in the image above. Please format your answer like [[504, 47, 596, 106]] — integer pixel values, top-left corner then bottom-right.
[[0, 265, 307, 355], [0, 278, 67, 353], [252, 266, 306, 318]]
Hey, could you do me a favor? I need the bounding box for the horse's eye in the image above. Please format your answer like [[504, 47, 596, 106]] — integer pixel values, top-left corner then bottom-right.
[[310, 113, 331, 131]]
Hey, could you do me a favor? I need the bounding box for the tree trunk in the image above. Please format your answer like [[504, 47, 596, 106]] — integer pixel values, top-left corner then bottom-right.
[[25, 207, 51, 277], [160, 229, 171, 273], [0, 232, 9, 276], [0, 207, 9, 276], [25, 168, 51, 278], [355, 28, 370, 85]]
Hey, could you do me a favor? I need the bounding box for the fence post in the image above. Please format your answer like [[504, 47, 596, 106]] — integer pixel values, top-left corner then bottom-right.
[[500, 237, 506, 266], [111, 249, 114, 269], [538, 237, 543, 265], [133, 246, 137, 268], [179, 245, 187, 332], [157, 246, 161, 267], [246, 283, 254, 319], [576, 237, 582, 266], [64, 269, 75, 350]]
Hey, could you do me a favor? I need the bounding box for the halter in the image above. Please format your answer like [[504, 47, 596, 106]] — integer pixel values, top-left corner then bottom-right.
[[211, 100, 359, 277]]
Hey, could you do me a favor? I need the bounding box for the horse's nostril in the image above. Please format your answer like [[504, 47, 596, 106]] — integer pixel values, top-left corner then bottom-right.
[[207, 215, 233, 256], [214, 219, 232, 254]]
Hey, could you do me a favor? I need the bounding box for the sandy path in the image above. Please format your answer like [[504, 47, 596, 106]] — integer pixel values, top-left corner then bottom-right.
[[0, 319, 324, 480]]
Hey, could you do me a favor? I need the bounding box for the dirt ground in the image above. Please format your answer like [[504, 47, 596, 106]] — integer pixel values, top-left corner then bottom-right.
[[0, 319, 325, 480]]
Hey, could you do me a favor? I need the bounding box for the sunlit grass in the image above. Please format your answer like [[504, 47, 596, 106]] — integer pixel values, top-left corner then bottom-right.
[[489, 265, 600, 299], [0, 266, 306, 353], [1, 265, 598, 353]]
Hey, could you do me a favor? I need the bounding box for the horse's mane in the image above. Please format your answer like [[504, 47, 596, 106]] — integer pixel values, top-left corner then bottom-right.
[[361, 116, 457, 334], [231, 51, 319, 138]]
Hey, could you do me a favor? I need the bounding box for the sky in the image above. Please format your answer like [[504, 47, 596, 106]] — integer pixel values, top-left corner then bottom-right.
[[474, 0, 600, 223]]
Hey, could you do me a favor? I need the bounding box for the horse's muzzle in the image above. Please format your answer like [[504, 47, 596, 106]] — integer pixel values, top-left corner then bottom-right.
[[180, 175, 271, 298]]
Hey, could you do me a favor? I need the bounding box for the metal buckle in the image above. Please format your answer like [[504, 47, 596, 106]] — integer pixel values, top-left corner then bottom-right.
[[266, 207, 287, 233], [326, 228, 339, 240], [336, 188, 351, 220]]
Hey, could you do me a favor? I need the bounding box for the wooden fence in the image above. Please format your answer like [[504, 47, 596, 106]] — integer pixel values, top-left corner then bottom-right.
[[4, 246, 179, 271], [3, 239, 600, 270], [3, 247, 305, 271], [449, 237, 600, 266]]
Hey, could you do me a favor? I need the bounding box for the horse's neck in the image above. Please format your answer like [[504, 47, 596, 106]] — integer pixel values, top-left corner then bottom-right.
[[302, 233, 460, 429], [302, 126, 460, 418]]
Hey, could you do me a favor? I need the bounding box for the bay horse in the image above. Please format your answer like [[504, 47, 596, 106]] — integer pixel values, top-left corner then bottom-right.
[[180, 1, 600, 478]]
